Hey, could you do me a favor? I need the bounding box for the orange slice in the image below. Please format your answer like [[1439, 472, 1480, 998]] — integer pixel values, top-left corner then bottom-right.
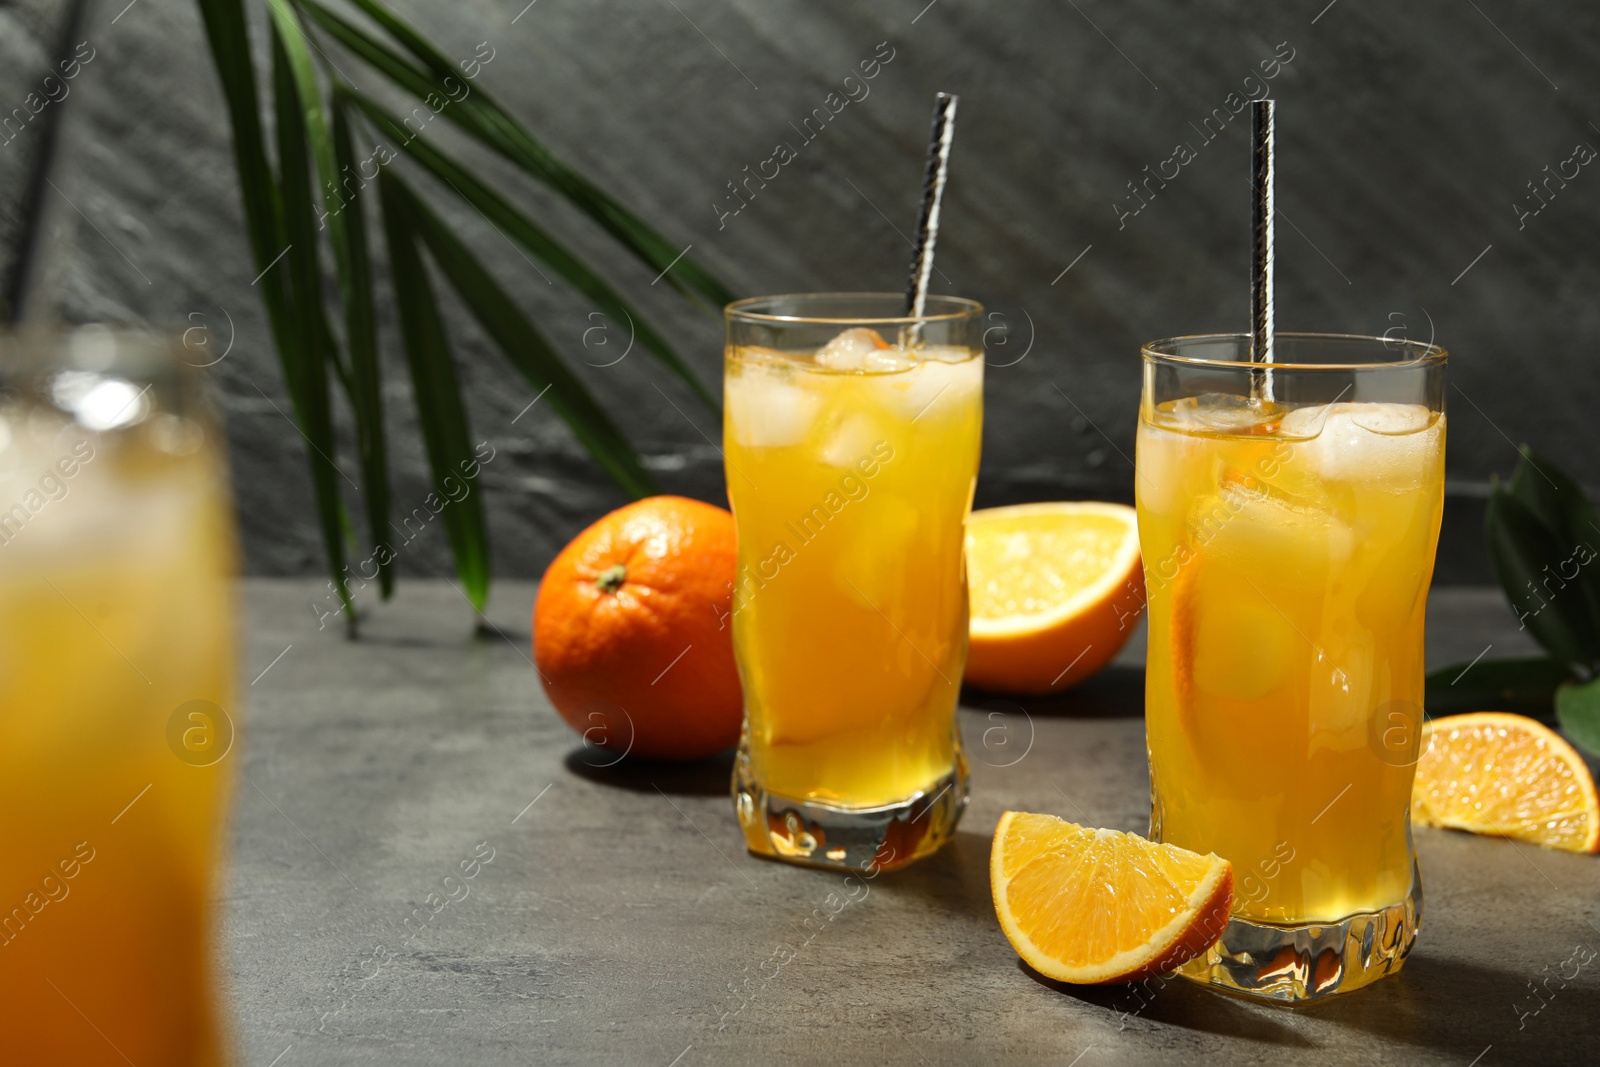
[[990, 811, 1233, 983], [1412, 712, 1600, 853], [965, 503, 1143, 694]]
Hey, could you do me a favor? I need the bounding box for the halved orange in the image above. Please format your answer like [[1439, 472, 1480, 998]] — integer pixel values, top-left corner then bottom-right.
[[1412, 712, 1600, 853], [965, 503, 1143, 694], [990, 811, 1233, 984]]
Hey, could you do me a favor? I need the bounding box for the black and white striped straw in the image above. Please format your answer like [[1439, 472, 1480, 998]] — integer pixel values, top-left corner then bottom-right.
[[1250, 98, 1276, 399], [904, 92, 959, 326]]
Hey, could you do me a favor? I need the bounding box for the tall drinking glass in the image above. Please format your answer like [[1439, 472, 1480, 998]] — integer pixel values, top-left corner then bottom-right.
[[725, 294, 983, 871], [0, 327, 237, 1061], [1137, 332, 1446, 1001]]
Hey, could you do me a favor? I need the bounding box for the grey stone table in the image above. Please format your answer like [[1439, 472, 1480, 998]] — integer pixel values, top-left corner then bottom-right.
[[228, 581, 1600, 1066]]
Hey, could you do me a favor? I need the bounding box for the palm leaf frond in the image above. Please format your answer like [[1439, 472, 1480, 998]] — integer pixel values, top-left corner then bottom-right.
[[342, 87, 718, 412], [378, 171, 492, 612], [294, 0, 734, 313], [270, 19, 355, 624], [381, 172, 656, 498]]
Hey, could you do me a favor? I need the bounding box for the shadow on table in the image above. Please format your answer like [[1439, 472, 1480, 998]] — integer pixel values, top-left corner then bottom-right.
[[339, 613, 533, 649], [962, 665, 1144, 720], [1034, 943, 1596, 1052], [1296, 952, 1600, 1053], [871, 828, 996, 917], [1027, 964, 1313, 1046], [562, 745, 734, 797]]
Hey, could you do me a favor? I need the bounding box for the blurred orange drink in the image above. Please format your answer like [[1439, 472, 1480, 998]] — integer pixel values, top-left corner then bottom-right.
[[0, 330, 236, 1062]]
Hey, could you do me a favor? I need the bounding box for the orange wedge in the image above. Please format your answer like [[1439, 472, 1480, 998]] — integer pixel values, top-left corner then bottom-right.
[[990, 811, 1233, 984], [965, 503, 1144, 694], [1412, 712, 1600, 853]]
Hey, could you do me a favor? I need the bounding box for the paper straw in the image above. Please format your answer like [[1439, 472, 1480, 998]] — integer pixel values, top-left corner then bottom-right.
[[904, 92, 959, 329], [1250, 98, 1275, 401]]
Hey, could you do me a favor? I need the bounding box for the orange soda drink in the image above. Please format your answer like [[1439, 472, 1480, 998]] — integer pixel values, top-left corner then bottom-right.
[[1137, 332, 1446, 1001], [724, 295, 983, 871], [0, 329, 236, 1062]]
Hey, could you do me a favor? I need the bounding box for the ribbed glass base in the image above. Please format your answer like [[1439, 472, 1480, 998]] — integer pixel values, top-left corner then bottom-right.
[[1177, 862, 1423, 1002], [732, 752, 968, 872]]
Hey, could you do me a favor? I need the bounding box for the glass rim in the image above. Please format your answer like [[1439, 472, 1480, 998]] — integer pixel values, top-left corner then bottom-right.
[[725, 292, 984, 326], [1, 322, 188, 350], [1141, 331, 1447, 371], [0, 322, 179, 341]]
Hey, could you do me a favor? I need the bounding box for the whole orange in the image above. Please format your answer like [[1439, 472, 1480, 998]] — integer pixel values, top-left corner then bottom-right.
[[533, 496, 743, 761]]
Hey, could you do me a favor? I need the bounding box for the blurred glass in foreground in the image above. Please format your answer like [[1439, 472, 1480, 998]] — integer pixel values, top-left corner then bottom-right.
[[0, 327, 236, 1063]]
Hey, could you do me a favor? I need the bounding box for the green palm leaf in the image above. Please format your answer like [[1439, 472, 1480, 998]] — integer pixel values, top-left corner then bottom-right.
[[1506, 447, 1600, 652], [377, 171, 492, 613], [292, 0, 734, 313], [329, 95, 392, 596], [1424, 655, 1572, 718], [380, 172, 655, 499], [1486, 486, 1600, 668], [196, 0, 288, 322], [202, 0, 725, 625], [268, 0, 394, 596], [341, 87, 717, 412], [270, 21, 355, 624]]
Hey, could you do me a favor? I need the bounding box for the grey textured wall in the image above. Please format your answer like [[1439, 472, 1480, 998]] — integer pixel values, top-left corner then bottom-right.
[[4, 0, 1599, 589]]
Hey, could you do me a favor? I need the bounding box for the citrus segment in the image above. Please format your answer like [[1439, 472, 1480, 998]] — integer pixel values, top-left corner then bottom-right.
[[1412, 712, 1600, 853], [990, 811, 1233, 983], [964, 503, 1143, 694]]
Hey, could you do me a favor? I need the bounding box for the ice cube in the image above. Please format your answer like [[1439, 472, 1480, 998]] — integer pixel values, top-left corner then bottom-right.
[[1199, 473, 1352, 586], [1309, 642, 1372, 747], [724, 362, 822, 448], [1280, 403, 1440, 489], [871, 356, 983, 422], [1280, 401, 1433, 439], [1277, 403, 1334, 439], [1158, 393, 1281, 435], [1135, 419, 1194, 517], [819, 412, 884, 468], [814, 328, 917, 373], [1347, 404, 1434, 436], [915, 344, 976, 364]]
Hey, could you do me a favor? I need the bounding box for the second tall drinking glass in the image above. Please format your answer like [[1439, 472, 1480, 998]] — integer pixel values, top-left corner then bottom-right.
[[1137, 332, 1446, 1001], [724, 294, 984, 871]]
